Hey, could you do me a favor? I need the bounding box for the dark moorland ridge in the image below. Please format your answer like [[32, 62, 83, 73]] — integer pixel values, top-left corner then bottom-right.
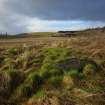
[[0, 26, 105, 38], [0, 27, 105, 105]]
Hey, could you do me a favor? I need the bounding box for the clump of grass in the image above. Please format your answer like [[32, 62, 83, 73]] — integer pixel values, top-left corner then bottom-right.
[[33, 90, 46, 99], [6, 48, 19, 56], [0, 71, 11, 97], [4, 57, 15, 70], [63, 75, 74, 89], [42, 48, 69, 63], [21, 50, 31, 70], [16, 84, 32, 98], [77, 73, 86, 79], [0, 70, 23, 98], [0, 55, 5, 65], [39, 62, 63, 88], [6, 70, 24, 89], [66, 68, 85, 80], [67, 69, 79, 78], [14, 72, 42, 100], [40, 63, 63, 79], [82, 85, 103, 93], [83, 64, 97, 76], [25, 72, 43, 90], [47, 76, 63, 88]]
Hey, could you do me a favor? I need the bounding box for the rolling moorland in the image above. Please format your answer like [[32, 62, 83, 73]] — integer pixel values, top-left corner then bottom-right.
[[0, 27, 105, 105]]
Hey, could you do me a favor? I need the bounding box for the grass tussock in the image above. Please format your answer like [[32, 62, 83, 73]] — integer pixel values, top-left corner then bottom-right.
[[0, 47, 104, 105]]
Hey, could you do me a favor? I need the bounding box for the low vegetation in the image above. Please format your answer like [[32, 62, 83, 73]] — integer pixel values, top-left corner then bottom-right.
[[0, 29, 105, 105], [0, 47, 104, 105]]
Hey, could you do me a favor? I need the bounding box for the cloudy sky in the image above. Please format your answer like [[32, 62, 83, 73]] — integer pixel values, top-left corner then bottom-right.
[[1, 0, 105, 34]]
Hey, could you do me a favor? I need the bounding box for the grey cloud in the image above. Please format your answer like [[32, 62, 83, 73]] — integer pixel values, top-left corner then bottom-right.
[[0, 14, 30, 34], [0, 0, 105, 34], [6, 0, 105, 21]]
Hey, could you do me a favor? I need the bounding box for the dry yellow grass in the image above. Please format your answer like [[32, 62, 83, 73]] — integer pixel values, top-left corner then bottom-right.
[[1, 29, 105, 60]]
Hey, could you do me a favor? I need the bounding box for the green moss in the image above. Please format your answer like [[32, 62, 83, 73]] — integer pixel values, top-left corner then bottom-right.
[[49, 69, 63, 76], [77, 73, 86, 79], [66, 69, 85, 80], [6, 48, 18, 55], [40, 63, 52, 79], [67, 69, 79, 78], [84, 64, 97, 70], [47, 76, 63, 87], [40, 63, 63, 79], [33, 90, 46, 99], [83, 64, 97, 76], [41, 63, 55, 72], [42, 48, 69, 63]]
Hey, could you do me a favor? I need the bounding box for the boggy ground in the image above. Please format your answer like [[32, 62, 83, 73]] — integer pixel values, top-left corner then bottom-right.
[[0, 30, 105, 105], [0, 46, 105, 105]]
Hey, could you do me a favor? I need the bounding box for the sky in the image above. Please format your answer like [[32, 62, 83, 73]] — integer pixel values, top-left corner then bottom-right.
[[0, 0, 105, 34]]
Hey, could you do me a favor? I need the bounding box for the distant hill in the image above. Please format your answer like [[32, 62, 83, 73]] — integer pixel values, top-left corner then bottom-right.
[[0, 32, 56, 39], [0, 27, 105, 39], [57, 27, 105, 37]]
